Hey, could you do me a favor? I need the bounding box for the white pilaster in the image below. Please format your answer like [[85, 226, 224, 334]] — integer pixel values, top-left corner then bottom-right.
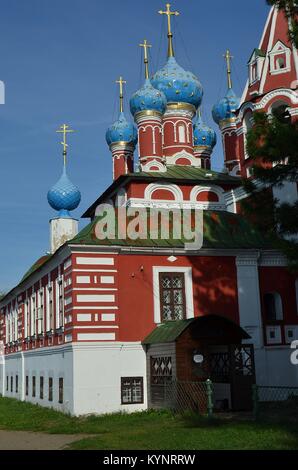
[[50, 217, 78, 254], [236, 253, 263, 348]]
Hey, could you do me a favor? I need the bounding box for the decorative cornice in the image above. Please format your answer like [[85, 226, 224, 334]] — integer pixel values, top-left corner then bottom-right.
[[255, 88, 298, 109], [219, 117, 237, 130], [163, 105, 195, 120], [259, 252, 287, 266], [135, 110, 162, 124], [110, 142, 135, 153], [236, 252, 260, 266]]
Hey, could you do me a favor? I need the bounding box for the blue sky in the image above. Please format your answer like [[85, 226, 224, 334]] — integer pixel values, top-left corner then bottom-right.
[[0, 0, 270, 291]]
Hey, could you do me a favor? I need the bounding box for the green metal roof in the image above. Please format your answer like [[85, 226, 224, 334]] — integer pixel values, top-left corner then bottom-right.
[[70, 210, 271, 250], [21, 255, 52, 283], [143, 319, 194, 344], [82, 166, 241, 218], [143, 315, 251, 345], [129, 165, 240, 183], [248, 48, 266, 63]]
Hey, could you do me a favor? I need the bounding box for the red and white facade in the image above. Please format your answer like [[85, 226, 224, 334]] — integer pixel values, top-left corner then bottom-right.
[[221, 6, 298, 179], [0, 6, 298, 415]]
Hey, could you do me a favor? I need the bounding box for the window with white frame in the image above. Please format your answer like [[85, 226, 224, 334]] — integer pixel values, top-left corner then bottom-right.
[[56, 278, 64, 329], [24, 299, 29, 338], [269, 41, 291, 75], [159, 272, 186, 321], [37, 289, 44, 335], [14, 305, 18, 341], [266, 325, 282, 345], [46, 283, 54, 331], [178, 124, 186, 143], [31, 295, 36, 336], [285, 325, 298, 344], [153, 267, 194, 324], [243, 111, 253, 159], [264, 292, 283, 322]]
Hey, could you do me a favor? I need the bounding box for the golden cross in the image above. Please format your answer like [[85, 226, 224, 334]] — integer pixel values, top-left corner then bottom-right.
[[116, 76, 127, 113], [56, 124, 75, 166], [223, 49, 234, 89], [158, 3, 179, 58], [139, 39, 152, 80]]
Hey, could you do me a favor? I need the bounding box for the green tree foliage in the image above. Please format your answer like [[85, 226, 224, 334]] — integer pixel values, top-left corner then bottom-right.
[[242, 2, 298, 270], [243, 111, 298, 269], [266, 1, 298, 47]]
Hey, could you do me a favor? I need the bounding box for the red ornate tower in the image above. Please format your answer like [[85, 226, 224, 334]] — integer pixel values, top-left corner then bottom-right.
[[130, 40, 167, 172], [150, 3, 203, 167], [106, 77, 137, 180], [212, 50, 241, 176]]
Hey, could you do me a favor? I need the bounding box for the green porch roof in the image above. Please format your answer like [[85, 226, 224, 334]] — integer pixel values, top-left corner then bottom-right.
[[142, 315, 250, 345], [143, 319, 194, 344]]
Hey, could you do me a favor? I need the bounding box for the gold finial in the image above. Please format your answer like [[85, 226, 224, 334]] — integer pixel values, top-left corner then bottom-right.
[[158, 3, 179, 58], [56, 124, 75, 166], [139, 39, 152, 80], [116, 76, 127, 113], [224, 49, 234, 89]]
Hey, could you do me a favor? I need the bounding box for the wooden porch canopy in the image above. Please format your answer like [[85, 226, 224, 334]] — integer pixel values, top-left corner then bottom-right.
[[142, 315, 250, 345]]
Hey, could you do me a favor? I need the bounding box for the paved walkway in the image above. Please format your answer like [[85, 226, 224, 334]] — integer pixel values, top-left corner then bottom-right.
[[0, 430, 88, 450]]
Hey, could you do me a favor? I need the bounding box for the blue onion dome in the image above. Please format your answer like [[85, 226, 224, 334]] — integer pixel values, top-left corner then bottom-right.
[[193, 114, 217, 149], [151, 57, 203, 109], [47, 166, 81, 217], [130, 79, 167, 117], [212, 88, 240, 125], [106, 112, 137, 146]]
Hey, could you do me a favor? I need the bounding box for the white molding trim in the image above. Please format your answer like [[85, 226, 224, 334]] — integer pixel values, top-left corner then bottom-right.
[[241, 6, 275, 104], [167, 150, 201, 167], [152, 266, 194, 324], [144, 182, 183, 202], [268, 40, 291, 75], [260, 7, 278, 95], [141, 160, 167, 172], [255, 88, 298, 109], [190, 185, 226, 205], [126, 198, 226, 211]]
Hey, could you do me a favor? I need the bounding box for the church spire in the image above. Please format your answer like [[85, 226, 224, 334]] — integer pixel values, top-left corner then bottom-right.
[[116, 76, 126, 113], [56, 123, 75, 167], [158, 3, 179, 58], [139, 39, 152, 80], [224, 49, 233, 90]]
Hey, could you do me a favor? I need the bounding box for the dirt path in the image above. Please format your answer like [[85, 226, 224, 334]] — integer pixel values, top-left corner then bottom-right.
[[0, 430, 88, 450]]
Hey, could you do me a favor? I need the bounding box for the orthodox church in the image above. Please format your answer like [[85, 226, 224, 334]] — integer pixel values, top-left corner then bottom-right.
[[0, 4, 297, 415]]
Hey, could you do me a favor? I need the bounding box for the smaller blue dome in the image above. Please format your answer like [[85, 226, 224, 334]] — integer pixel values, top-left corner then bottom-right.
[[47, 167, 81, 217], [106, 112, 137, 146], [130, 79, 167, 117], [212, 88, 240, 125], [193, 114, 217, 149], [151, 57, 203, 109]]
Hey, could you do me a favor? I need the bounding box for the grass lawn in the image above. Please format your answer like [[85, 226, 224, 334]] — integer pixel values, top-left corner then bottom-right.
[[0, 397, 297, 450]]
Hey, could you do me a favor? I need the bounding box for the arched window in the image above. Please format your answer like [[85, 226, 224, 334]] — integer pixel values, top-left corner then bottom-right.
[[270, 100, 291, 123], [178, 125, 186, 143], [276, 57, 285, 70], [243, 110, 253, 159], [264, 292, 283, 322]]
